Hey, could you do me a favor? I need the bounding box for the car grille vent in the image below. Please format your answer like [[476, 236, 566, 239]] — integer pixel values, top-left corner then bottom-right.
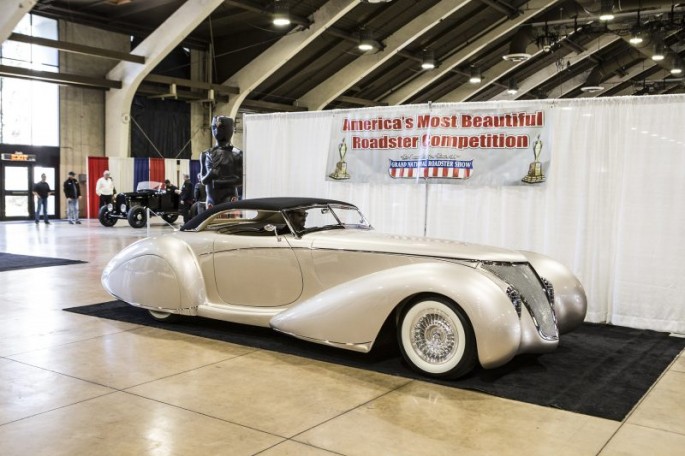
[[481, 262, 558, 340]]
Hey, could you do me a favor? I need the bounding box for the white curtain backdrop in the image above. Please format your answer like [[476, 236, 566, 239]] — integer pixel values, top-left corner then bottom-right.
[[244, 95, 685, 334]]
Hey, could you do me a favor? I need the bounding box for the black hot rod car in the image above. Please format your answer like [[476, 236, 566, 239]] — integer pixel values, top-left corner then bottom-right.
[[98, 181, 180, 228]]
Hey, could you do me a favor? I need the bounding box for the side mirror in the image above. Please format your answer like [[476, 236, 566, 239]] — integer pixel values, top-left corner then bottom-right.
[[264, 224, 282, 242]]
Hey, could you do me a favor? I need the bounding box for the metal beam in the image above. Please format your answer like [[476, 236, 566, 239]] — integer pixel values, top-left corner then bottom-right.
[[0, 64, 121, 89], [241, 99, 307, 112], [8, 32, 146, 64], [335, 95, 388, 107], [145, 73, 238, 95]]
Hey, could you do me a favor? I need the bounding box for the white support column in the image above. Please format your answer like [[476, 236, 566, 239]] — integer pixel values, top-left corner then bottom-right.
[[0, 0, 36, 44], [298, 0, 472, 111], [219, 0, 358, 119], [105, 0, 223, 158], [381, 0, 559, 106]]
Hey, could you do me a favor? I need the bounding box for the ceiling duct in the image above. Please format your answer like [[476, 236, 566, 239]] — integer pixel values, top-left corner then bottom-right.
[[574, 0, 678, 17], [503, 27, 534, 62]]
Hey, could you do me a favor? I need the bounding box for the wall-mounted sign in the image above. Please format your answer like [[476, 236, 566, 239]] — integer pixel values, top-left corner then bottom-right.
[[1, 152, 36, 162]]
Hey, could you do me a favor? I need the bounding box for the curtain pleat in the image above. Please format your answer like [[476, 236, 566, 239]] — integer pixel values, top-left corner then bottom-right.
[[149, 158, 165, 183], [133, 157, 149, 190], [86, 156, 109, 219]]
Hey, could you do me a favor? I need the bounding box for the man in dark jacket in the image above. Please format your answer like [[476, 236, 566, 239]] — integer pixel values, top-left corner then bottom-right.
[[33, 173, 52, 224], [63, 171, 81, 224], [177, 173, 194, 223]]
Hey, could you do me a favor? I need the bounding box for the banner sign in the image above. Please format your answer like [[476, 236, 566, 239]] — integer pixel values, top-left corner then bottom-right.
[[326, 104, 552, 186]]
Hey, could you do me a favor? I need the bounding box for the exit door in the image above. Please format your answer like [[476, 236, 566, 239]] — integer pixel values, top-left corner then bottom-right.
[[0, 163, 57, 221]]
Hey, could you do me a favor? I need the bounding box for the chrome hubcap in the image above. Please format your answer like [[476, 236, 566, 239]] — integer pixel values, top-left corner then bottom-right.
[[410, 309, 457, 364]]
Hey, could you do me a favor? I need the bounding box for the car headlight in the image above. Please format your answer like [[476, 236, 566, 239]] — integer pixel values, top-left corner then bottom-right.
[[540, 277, 555, 307], [506, 286, 522, 317], [121, 204, 127, 212], [106, 203, 113, 211]]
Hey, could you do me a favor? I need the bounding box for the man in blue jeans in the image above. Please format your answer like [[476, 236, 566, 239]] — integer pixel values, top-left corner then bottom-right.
[[33, 173, 52, 224]]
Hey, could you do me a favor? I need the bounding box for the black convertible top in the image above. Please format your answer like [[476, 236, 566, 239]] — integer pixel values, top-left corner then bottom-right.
[[181, 196, 355, 231]]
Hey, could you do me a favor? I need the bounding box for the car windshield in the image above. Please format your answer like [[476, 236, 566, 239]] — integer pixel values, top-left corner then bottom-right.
[[197, 203, 371, 236], [283, 204, 371, 236], [136, 181, 164, 191]]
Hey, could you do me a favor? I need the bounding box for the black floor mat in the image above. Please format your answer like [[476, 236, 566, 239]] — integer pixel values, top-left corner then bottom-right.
[[0, 252, 86, 272], [65, 300, 685, 422]]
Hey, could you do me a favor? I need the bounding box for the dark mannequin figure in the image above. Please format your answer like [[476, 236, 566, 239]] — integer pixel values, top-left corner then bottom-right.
[[200, 116, 243, 207]]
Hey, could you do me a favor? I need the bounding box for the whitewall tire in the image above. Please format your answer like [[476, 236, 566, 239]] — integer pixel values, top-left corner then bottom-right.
[[398, 296, 477, 379], [148, 309, 179, 322]]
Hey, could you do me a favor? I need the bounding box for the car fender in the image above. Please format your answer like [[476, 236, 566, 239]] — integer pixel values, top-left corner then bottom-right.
[[270, 261, 521, 368], [101, 236, 206, 314], [521, 250, 587, 333]]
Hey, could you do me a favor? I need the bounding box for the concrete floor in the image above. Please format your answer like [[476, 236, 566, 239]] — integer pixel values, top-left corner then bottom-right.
[[0, 219, 683, 455]]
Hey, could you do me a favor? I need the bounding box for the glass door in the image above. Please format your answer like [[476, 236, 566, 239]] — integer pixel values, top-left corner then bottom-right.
[[1, 162, 34, 220]]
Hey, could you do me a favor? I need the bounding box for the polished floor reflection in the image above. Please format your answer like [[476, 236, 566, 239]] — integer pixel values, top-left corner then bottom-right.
[[0, 220, 683, 455]]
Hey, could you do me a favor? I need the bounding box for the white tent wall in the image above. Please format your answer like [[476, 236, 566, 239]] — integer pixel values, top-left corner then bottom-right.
[[243, 95, 685, 334]]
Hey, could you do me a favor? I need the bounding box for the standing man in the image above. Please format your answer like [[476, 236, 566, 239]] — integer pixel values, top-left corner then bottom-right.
[[96, 170, 115, 207], [176, 173, 194, 223], [33, 173, 52, 224], [63, 171, 82, 224]]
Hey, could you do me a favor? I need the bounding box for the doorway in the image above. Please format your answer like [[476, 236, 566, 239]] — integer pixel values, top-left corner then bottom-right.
[[0, 162, 58, 221]]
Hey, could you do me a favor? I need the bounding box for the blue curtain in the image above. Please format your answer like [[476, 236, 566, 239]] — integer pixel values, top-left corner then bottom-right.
[[133, 158, 149, 190], [189, 159, 201, 186]]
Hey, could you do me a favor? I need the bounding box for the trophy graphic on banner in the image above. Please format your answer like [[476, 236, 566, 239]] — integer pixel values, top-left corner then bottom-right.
[[329, 138, 351, 180], [522, 135, 546, 184]]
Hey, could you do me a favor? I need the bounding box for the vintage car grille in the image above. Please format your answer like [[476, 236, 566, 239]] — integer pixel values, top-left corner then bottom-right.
[[481, 262, 558, 340]]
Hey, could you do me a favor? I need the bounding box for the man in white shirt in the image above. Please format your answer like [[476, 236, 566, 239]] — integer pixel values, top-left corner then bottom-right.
[[95, 170, 116, 207]]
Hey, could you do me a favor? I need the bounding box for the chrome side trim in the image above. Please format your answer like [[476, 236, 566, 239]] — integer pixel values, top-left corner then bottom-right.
[[272, 327, 373, 353]]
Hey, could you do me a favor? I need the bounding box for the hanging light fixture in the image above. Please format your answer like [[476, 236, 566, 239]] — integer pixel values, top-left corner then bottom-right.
[[358, 29, 377, 52], [506, 78, 518, 95], [580, 65, 604, 92], [629, 11, 643, 45], [652, 39, 665, 61], [671, 56, 684, 75], [599, 0, 614, 21], [421, 50, 436, 70], [629, 29, 643, 45], [469, 67, 482, 84], [272, 1, 291, 27]]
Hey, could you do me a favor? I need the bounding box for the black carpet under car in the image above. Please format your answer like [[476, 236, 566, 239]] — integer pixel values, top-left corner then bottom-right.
[[0, 252, 86, 272], [64, 300, 685, 422]]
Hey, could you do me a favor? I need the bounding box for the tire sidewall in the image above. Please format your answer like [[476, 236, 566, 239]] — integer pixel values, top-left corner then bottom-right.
[[127, 206, 147, 228], [398, 297, 475, 378], [98, 206, 117, 227]]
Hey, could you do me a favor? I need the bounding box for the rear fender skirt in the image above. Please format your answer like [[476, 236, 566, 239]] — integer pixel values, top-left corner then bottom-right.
[[521, 251, 587, 334], [101, 236, 205, 313], [269, 262, 521, 368]]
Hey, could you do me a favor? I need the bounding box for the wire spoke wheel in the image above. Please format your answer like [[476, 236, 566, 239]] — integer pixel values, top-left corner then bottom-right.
[[398, 297, 476, 379]]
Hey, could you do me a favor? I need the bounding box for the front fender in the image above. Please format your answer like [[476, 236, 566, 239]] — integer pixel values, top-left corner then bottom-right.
[[270, 261, 521, 368], [521, 250, 587, 333], [101, 235, 206, 314]]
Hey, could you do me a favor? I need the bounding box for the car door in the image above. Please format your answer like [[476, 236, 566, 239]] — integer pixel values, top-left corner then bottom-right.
[[212, 233, 303, 307]]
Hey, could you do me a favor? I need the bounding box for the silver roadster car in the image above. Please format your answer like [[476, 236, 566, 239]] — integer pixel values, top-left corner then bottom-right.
[[101, 197, 586, 379]]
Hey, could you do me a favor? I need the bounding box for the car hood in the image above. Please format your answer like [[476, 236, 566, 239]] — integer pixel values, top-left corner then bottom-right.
[[306, 229, 527, 263]]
